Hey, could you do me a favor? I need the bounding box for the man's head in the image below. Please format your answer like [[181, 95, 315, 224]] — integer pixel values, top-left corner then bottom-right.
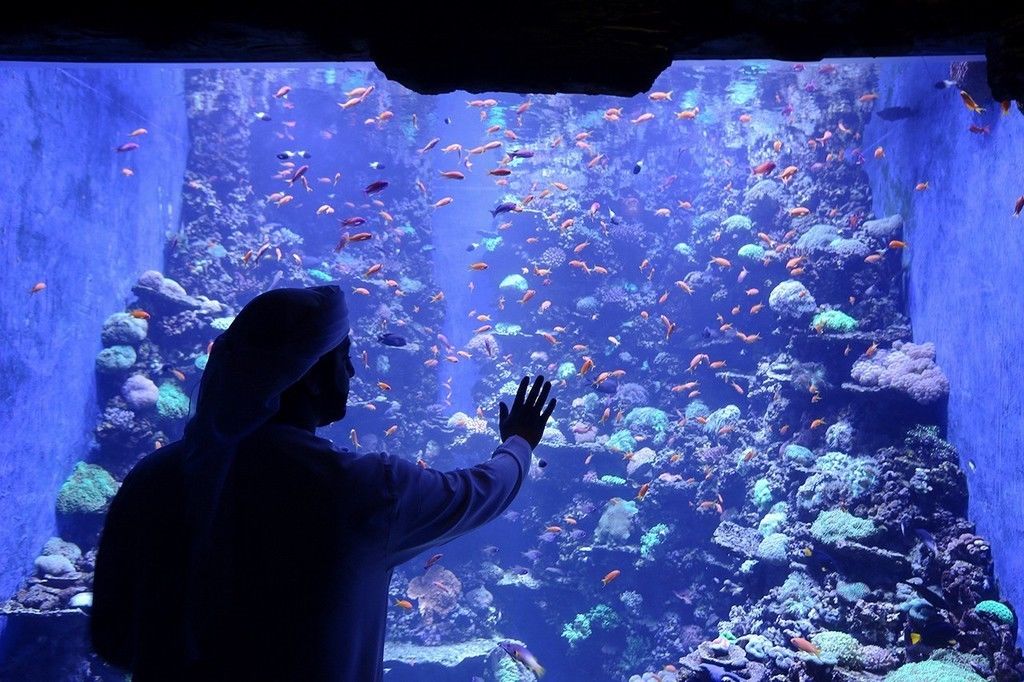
[[278, 335, 356, 427]]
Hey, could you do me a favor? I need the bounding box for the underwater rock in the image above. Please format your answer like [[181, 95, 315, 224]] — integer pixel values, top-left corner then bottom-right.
[[95, 345, 137, 375], [407, 565, 462, 620], [859, 644, 898, 673], [465, 586, 493, 611], [742, 179, 783, 226], [830, 540, 913, 578], [858, 214, 903, 240], [15, 584, 62, 611], [828, 237, 872, 259], [383, 637, 523, 670], [594, 498, 638, 545], [69, 592, 92, 609], [712, 522, 762, 560], [625, 447, 657, 478], [131, 269, 202, 312], [850, 341, 949, 404], [698, 637, 748, 668], [949, 533, 992, 565], [571, 422, 599, 444], [121, 374, 159, 410], [34, 554, 75, 577], [41, 537, 82, 564], [100, 312, 148, 347], [796, 224, 843, 252], [768, 280, 816, 318]]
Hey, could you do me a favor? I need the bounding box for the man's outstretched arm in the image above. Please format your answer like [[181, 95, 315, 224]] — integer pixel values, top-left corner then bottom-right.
[[384, 375, 555, 569], [383, 435, 532, 569]]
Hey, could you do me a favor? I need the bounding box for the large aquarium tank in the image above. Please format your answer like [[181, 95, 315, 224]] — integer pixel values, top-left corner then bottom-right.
[[2, 56, 1023, 681]]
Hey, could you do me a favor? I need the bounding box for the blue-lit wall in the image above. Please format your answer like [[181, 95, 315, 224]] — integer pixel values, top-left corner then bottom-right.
[[865, 57, 1024, 625], [0, 65, 186, 637]]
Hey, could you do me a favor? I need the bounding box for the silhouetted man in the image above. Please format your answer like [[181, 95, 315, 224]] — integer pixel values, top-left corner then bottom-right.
[[91, 284, 556, 681]]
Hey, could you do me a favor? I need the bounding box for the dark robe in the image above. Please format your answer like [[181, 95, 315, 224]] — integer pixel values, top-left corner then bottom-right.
[[91, 421, 532, 681]]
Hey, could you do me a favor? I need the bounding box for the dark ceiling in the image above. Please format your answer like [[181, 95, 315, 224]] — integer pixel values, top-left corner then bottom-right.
[[2, 4, 1022, 102]]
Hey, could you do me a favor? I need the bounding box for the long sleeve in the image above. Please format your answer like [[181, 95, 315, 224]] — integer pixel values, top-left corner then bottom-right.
[[383, 435, 533, 569]]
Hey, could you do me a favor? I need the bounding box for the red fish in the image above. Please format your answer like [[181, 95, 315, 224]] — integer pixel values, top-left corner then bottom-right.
[[751, 161, 775, 175], [116, 142, 139, 152]]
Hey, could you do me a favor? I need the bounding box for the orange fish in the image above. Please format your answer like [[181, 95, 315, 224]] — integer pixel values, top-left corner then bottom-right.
[[889, 240, 907, 249], [469, 262, 488, 271], [959, 90, 985, 113], [384, 425, 398, 437], [130, 309, 151, 320], [810, 418, 827, 429], [365, 263, 383, 277], [433, 197, 454, 208], [636, 483, 650, 500], [601, 569, 621, 586], [791, 638, 821, 655], [395, 599, 413, 610], [915, 181, 929, 191], [439, 171, 465, 180], [377, 381, 392, 391]]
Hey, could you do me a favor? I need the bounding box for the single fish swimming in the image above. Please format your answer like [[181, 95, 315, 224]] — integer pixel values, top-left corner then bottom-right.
[[490, 202, 518, 217], [377, 333, 407, 347]]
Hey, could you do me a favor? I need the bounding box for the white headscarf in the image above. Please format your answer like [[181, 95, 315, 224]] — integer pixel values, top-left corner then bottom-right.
[[180, 284, 350, 663]]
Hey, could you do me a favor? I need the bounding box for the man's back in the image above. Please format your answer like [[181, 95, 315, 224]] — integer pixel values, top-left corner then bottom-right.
[[92, 420, 534, 681]]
